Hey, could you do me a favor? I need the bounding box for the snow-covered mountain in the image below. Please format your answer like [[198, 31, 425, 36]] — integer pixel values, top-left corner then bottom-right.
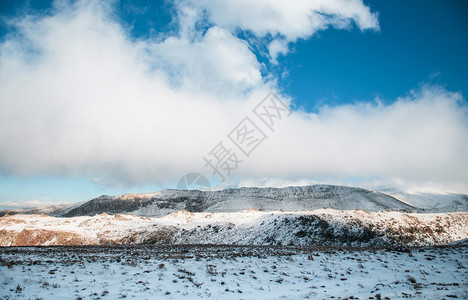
[[2, 185, 465, 218], [1, 185, 466, 247], [63, 185, 419, 217], [377, 188, 467, 212]]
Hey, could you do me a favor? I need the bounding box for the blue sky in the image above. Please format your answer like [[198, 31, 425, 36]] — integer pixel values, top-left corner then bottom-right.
[[279, 0, 468, 110], [0, 0, 467, 208]]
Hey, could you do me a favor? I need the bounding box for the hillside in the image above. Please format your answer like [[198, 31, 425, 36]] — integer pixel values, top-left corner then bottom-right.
[[0, 185, 426, 218], [1, 209, 466, 247]]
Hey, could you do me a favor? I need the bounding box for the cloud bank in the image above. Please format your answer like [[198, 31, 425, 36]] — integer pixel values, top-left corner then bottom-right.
[[0, 0, 467, 192]]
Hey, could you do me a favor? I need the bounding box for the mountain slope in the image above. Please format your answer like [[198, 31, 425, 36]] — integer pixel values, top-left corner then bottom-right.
[[378, 188, 467, 212], [1, 209, 467, 247], [61, 185, 415, 217], [1, 185, 466, 218]]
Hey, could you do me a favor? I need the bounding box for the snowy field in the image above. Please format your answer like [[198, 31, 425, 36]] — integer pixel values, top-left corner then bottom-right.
[[1, 245, 466, 299]]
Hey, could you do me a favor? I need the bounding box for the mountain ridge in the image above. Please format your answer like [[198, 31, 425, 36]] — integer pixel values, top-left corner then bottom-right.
[[1, 184, 466, 217]]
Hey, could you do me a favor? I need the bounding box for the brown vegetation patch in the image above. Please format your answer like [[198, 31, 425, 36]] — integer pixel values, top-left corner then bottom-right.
[[8, 229, 88, 246]]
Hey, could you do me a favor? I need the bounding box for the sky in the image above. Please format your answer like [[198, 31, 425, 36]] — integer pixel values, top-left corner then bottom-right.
[[0, 0, 467, 208]]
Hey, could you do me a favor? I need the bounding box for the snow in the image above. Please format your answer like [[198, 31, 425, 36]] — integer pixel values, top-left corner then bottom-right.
[[378, 189, 467, 212], [1, 186, 466, 299], [1, 245, 467, 299], [1, 210, 467, 247], [128, 186, 417, 217], [2, 185, 466, 219], [1, 204, 467, 299]]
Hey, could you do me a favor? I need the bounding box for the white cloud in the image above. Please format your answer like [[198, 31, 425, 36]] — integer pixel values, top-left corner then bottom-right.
[[0, 0, 467, 194], [268, 39, 289, 64], [0, 200, 71, 208], [144, 25, 263, 95], [237, 87, 468, 190], [182, 0, 379, 59], [0, 0, 273, 186]]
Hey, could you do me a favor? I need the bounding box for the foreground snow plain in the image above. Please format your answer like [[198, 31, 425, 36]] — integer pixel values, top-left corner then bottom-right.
[[1, 209, 467, 299], [1, 245, 466, 299]]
